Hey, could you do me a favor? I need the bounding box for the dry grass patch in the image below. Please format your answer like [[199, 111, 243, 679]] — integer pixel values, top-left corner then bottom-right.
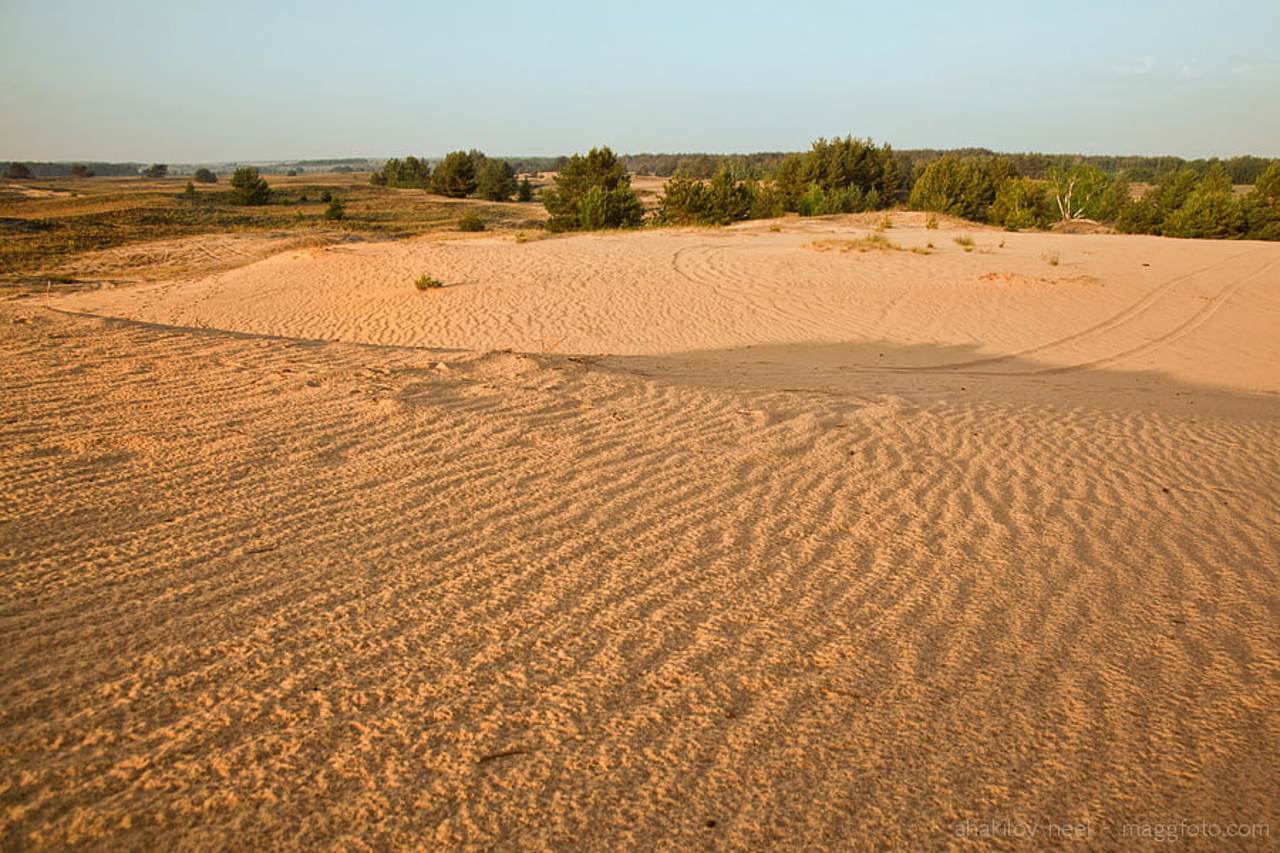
[[810, 233, 902, 253]]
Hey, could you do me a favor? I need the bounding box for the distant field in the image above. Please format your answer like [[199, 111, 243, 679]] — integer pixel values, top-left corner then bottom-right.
[[0, 173, 550, 289]]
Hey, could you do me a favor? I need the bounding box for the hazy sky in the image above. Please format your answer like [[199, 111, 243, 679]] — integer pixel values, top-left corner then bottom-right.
[[2, 0, 1277, 161]]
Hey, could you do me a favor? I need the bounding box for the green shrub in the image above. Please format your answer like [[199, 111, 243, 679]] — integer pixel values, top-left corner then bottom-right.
[[1253, 161, 1280, 208], [654, 176, 709, 225], [797, 184, 876, 216], [193, 167, 217, 184], [1240, 191, 1280, 240], [989, 177, 1053, 230], [704, 167, 752, 224], [1162, 189, 1244, 239], [766, 138, 898, 213], [229, 167, 270, 205], [1117, 168, 1231, 236], [319, 189, 332, 202], [798, 136, 899, 204], [1046, 164, 1120, 221], [908, 156, 1013, 221], [431, 151, 479, 198], [180, 181, 197, 200], [458, 211, 485, 231], [542, 146, 643, 232], [655, 167, 752, 225], [324, 197, 345, 221], [415, 273, 444, 290], [377, 156, 432, 189], [476, 158, 517, 201], [747, 180, 786, 219], [516, 177, 534, 202]]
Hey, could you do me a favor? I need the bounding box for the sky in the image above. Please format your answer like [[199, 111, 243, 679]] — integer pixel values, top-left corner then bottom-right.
[[2, 0, 1278, 162]]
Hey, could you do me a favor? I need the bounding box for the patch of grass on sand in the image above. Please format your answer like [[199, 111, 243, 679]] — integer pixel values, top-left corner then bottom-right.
[[415, 273, 445, 290], [810, 233, 902, 253], [954, 234, 975, 252]]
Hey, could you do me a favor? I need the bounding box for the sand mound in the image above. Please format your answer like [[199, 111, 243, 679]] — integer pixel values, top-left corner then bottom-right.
[[4, 222, 1279, 848]]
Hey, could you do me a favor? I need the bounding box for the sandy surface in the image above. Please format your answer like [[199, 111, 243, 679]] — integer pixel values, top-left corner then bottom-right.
[[3, 214, 1279, 849]]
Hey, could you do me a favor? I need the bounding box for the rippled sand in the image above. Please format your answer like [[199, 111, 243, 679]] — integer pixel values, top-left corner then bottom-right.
[[3, 215, 1278, 849]]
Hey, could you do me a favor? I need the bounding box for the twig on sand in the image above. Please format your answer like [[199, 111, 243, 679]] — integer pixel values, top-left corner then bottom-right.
[[477, 749, 526, 764], [247, 544, 278, 554]]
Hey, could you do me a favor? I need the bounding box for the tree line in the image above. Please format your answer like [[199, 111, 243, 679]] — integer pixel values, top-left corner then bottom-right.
[[370, 151, 532, 201], [615, 150, 1276, 186], [536, 139, 1279, 242]]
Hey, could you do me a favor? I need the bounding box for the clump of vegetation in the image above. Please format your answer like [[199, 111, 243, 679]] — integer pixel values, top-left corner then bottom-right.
[[1046, 163, 1127, 222], [193, 167, 217, 184], [431, 151, 480, 198], [476, 158, 518, 201], [141, 163, 169, 179], [989, 177, 1054, 230], [811, 234, 901, 253], [954, 235, 975, 251], [229, 167, 271, 206], [324, 197, 345, 221], [516, 178, 534, 202], [925, 212, 938, 229], [773, 136, 900, 213], [180, 181, 197, 200], [797, 183, 879, 216], [319, 189, 332, 202], [543, 146, 644, 232], [1117, 161, 1279, 240], [909, 156, 1012, 222], [458, 211, 485, 231], [655, 167, 751, 225], [415, 273, 444, 290], [372, 155, 432, 189], [1042, 251, 1059, 266], [69, 164, 94, 178]]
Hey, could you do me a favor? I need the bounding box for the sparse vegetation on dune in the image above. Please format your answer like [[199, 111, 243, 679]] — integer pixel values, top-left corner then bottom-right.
[[0, 173, 545, 286]]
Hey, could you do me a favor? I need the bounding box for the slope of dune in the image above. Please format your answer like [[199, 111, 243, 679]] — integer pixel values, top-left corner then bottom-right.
[[3, 218, 1279, 849]]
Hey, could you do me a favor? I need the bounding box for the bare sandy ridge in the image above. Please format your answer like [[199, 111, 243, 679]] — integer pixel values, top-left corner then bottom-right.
[[3, 219, 1280, 849]]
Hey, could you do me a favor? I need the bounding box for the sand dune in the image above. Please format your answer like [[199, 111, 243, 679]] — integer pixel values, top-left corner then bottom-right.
[[3, 217, 1279, 849], [54, 214, 1280, 395]]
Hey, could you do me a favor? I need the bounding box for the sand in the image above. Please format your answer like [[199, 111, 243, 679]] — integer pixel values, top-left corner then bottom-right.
[[3, 213, 1278, 849]]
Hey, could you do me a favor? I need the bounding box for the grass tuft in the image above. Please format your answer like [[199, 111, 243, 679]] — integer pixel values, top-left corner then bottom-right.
[[810, 233, 901, 253]]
